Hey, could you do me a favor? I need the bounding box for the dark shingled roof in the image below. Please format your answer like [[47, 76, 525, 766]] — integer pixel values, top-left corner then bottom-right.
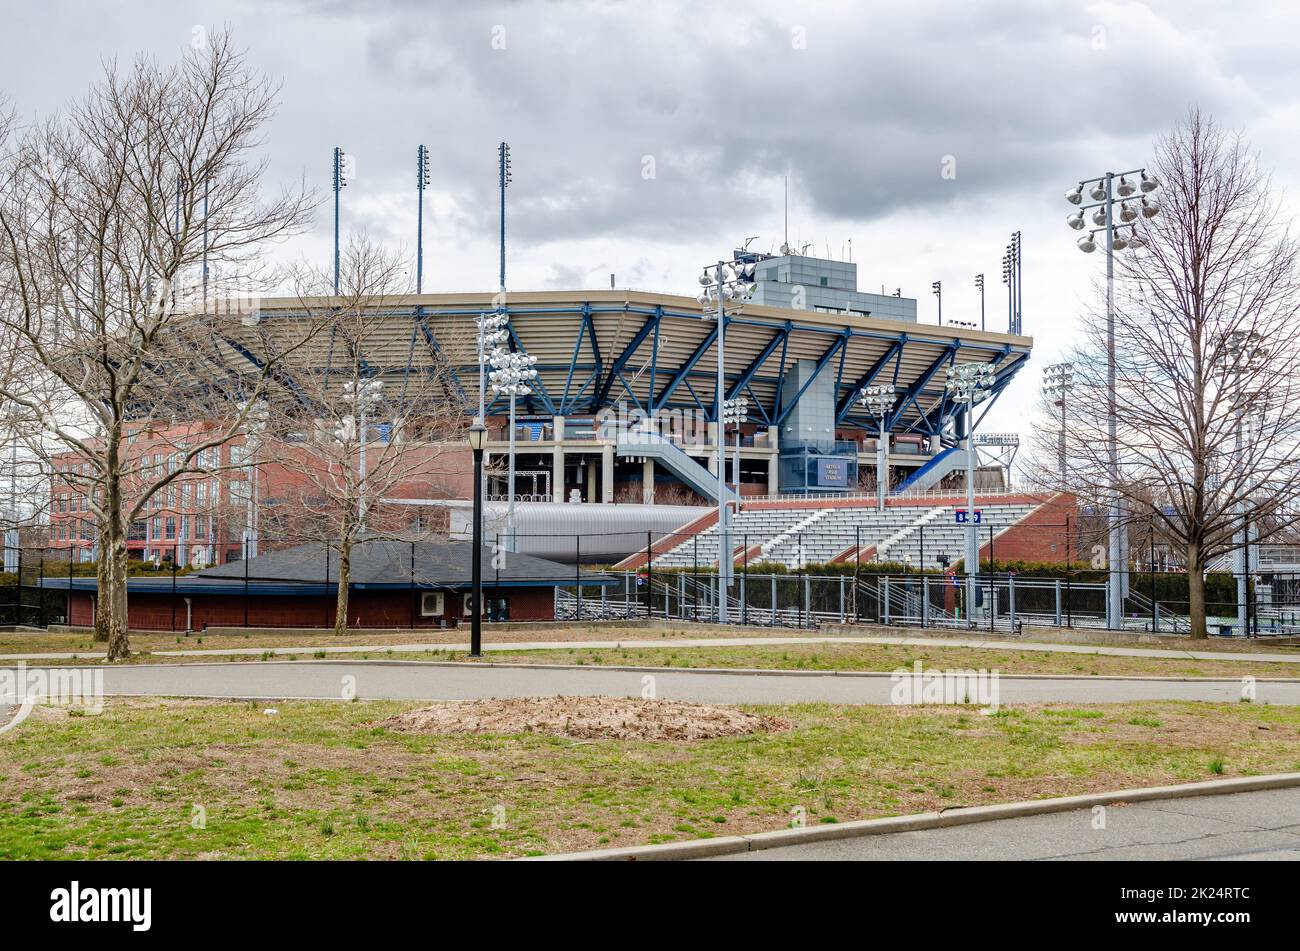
[[196, 538, 604, 589]]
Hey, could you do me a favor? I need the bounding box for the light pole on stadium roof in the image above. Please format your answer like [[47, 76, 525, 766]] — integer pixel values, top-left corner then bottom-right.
[[1064, 167, 1160, 628], [931, 280, 942, 325], [498, 142, 511, 294], [417, 145, 430, 294], [722, 396, 749, 508], [332, 146, 350, 295], [698, 258, 757, 623], [974, 273, 985, 332]]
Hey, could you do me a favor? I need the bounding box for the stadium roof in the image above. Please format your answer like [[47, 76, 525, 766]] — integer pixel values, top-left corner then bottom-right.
[[219, 289, 1032, 438]]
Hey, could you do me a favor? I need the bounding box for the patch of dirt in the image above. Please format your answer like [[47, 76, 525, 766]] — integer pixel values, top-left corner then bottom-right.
[[375, 695, 792, 741]]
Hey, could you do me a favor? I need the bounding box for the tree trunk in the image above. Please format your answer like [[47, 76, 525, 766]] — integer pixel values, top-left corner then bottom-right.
[[1186, 540, 1208, 640], [99, 529, 132, 659], [333, 536, 351, 637]]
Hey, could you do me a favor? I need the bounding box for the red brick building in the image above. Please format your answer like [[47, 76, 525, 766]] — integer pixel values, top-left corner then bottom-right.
[[47, 538, 608, 631]]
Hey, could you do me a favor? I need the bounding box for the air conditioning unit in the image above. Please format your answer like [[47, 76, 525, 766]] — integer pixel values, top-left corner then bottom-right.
[[420, 592, 444, 617]]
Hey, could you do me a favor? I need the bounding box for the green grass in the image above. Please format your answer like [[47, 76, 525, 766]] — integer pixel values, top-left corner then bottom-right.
[[2, 697, 1299, 860]]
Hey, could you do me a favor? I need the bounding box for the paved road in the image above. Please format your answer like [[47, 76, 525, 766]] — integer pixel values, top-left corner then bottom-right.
[[705, 787, 1300, 860], [6, 659, 1298, 705], [5, 633, 1300, 664]]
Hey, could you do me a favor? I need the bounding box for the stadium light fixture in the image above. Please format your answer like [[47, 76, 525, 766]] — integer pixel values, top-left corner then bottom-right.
[[945, 363, 995, 617], [490, 349, 538, 553]]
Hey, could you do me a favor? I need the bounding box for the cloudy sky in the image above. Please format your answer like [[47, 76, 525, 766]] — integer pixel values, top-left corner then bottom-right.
[[4, 0, 1299, 465]]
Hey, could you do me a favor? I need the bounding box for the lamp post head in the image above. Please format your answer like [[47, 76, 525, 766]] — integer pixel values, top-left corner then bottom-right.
[[467, 422, 489, 452]]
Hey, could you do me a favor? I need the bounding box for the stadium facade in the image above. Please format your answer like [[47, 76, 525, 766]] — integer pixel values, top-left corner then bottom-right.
[[43, 250, 1032, 567]]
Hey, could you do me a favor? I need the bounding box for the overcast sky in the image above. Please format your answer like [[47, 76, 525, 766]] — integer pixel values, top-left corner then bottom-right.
[[4, 0, 1299, 467]]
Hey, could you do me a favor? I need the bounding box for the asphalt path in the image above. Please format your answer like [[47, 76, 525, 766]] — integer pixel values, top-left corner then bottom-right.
[[704, 786, 1300, 860], [6, 659, 1297, 705]]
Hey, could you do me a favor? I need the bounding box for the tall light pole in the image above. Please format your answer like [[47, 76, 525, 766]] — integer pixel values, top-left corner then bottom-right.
[[946, 363, 995, 621], [858, 385, 896, 509], [698, 257, 757, 622], [1042, 362, 1075, 486], [1065, 167, 1161, 628], [416, 144, 430, 293], [931, 280, 942, 325], [1225, 331, 1267, 637], [974, 273, 985, 331], [467, 422, 488, 657], [332, 146, 349, 294], [489, 349, 538, 553]]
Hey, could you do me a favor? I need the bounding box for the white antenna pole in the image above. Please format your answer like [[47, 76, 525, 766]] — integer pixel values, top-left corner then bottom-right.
[[783, 175, 788, 251]]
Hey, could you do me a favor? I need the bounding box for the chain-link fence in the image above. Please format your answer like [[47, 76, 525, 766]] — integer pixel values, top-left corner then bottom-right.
[[4, 519, 1294, 637]]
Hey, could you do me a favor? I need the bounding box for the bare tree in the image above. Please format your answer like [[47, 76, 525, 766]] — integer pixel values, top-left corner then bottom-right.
[[0, 34, 316, 658], [1057, 110, 1300, 638], [257, 238, 471, 635]]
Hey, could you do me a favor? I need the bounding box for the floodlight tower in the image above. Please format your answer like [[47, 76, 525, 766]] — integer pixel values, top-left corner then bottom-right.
[[489, 349, 538, 553], [1064, 166, 1161, 628], [931, 280, 942, 325], [974, 273, 985, 331], [1042, 362, 1075, 485], [722, 396, 750, 504], [945, 363, 995, 618], [341, 379, 385, 529], [698, 257, 758, 622], [1225, 331, 1267, 636], [858, 385, 896, 509]]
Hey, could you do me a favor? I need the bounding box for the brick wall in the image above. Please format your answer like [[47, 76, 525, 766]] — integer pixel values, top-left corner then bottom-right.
[[977, 492, 1078, 566]]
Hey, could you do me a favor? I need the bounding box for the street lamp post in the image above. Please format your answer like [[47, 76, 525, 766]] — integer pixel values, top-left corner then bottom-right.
[[1065, 167, 1161, 628], [467, 422, 488, 657], [945, 364, 995, 622], [858, 385, 896, 510], [1042, 362, 1075, 486], [698, 258, 757, 623]]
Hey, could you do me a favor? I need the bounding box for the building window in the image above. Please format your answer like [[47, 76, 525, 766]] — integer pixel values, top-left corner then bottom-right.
[[152, 516, 161, 540], [165, 518, 176, 540]]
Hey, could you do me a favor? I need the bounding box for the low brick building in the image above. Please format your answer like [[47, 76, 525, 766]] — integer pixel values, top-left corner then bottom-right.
[[47, 538, 608, 631]]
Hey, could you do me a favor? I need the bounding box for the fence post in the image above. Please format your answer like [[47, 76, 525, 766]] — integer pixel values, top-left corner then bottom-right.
[[770, 574, 776, 627], [410, 540, 416, 629], [919, 523, 924, 574], [839, 575, 845, 623], [38, 554, 45, 629], [171, 560, 178, 632], [244, 543, 251, 628], [883, 576, 891, 625], [922, 574, 929, 628], [854, 525, 861, 622], [14, 546, 21, 627], [575, 534, 582, 621], [1009, 573, 1016, 630], [1055, 579, 1062, 627]]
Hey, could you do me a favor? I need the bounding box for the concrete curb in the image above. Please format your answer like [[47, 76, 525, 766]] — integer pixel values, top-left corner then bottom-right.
[[524, 772, 1300, 861]]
